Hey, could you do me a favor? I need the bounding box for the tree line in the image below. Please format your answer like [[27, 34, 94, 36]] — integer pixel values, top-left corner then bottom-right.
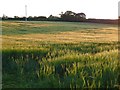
[[1, 11, 86, 22]]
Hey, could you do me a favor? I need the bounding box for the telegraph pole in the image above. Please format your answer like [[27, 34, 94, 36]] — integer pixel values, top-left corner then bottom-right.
[[25, 5, 27, 21]]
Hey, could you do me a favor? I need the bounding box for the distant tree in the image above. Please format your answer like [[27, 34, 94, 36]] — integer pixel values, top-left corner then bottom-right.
[[36, 16, 47, 21], [14, 16, 19, 19], [28, 16, 33, 21], [48, 15, 60, 21], [33, 16, 37, 20], [61, 11, 76, 21], [22, 17, 26, 20], [75, 13, 86, 21], [76, 13, 86, 18], [2, 14, 8, 20], [48, 15, 53, 18], [64, 11, 76, 16], [60, 11, 86, 22], [29, 16, 47, 21], [59, 12, 63, 16]]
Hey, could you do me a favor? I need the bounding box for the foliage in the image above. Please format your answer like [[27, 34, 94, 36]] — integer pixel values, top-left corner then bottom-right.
[[61, 11, 86, 22]]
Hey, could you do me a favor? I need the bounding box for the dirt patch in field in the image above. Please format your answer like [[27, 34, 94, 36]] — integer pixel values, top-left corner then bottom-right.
[[2, 22, 19, 26], [2, 22, 53, 27]]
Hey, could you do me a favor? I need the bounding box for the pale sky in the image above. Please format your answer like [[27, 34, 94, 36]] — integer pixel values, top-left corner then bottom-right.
[[0, 0, 119, 19]]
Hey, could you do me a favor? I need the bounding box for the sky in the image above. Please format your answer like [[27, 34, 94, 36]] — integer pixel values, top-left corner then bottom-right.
[[0, 0, 119, 19]]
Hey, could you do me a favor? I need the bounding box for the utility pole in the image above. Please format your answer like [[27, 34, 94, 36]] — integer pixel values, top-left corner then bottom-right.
[[25, 5, 27, 21]]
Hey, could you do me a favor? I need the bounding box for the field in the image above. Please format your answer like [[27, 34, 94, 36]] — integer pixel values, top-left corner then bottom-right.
[[2, 21, 120, 88]]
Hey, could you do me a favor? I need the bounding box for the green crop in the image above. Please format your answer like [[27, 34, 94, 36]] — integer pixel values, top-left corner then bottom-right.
[[2, 21, 119, 89]]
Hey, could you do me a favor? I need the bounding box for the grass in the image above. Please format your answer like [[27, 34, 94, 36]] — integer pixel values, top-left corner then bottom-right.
[[2, 21, 116, 35], [2, 21, 120, 88]]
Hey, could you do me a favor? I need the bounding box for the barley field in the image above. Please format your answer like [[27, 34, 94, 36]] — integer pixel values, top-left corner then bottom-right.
[[2, 21, 120, 88]]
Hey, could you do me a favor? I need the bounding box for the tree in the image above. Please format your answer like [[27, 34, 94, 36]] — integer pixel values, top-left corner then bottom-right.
[[28, 16, 33, 20], [14, 16, 19, 19], [61, 11, 76, 21], [60, 11, 86, 22], [48, 15, 60, 21], [37, 16, 47, 21], [64, 11, 76, 16], [2, 14, 8, 20], [75, 13, 86, 21]]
